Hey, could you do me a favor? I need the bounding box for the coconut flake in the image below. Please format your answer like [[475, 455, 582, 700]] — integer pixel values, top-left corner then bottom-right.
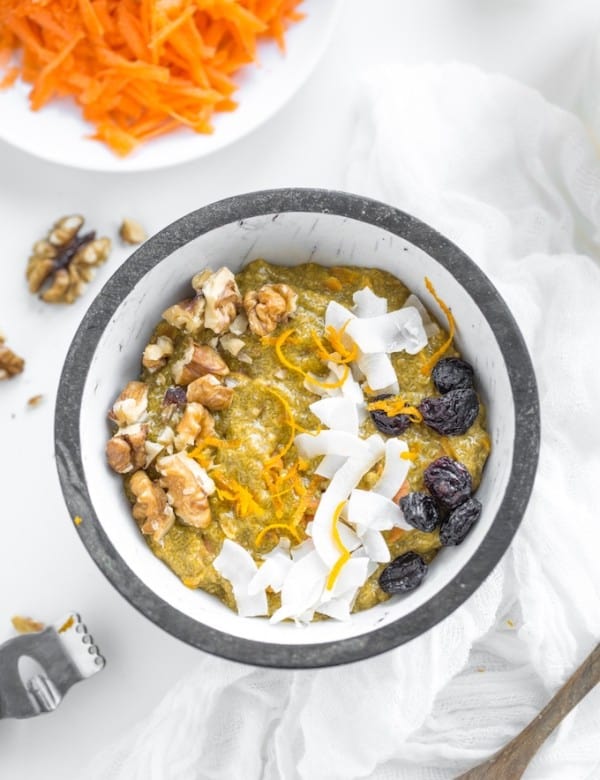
[[325, 300, 356, 333], [309, 434, 385, 567], [309, 397, 359, 435], [269, 550, 329, 625], [247, 540, 293, 595], [347, 489, 406, 533], [356, 352, 399, 393], [315, 453, 347, 479], [294, 430, 372, 459], [353, 287, 388, 317], [346, 307, 427, 356], [372, 439, 411, 501], [213, 540, 268, 617], [404, 293, 439, 338]]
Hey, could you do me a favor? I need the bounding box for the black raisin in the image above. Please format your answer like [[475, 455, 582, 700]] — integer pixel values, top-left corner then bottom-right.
[[369, 394, 411, 436], [419, 387, 479, 435], [379, 552, 427, 594], [439, 497, 482, 545], [399, 492, 440, 532], [163, 386, 187, 406], [432, 357, 474, 394], [424, 456, 472, 509]]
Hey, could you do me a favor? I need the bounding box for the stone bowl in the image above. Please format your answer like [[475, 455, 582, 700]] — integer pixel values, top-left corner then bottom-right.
[[55, 188, 540, 668]]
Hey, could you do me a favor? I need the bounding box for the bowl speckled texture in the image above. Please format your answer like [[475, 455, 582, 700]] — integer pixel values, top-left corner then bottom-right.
[[55, 188, 540, 668]]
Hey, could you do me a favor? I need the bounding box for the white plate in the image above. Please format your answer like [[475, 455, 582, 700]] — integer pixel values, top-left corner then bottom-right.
[[0, 0, 339, 172]]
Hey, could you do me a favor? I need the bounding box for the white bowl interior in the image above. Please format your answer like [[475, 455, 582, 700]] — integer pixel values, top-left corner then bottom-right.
[[80, 212, 514, 645]]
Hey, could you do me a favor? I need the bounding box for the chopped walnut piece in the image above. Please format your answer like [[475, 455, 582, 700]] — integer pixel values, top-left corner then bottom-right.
[[142, 335, 173, 372], [174, 402, 215, 450], [229, 312, 248, 335], [198, 267, 242, 334], [243, 283, 298, 336], [187, 374, 234, 410], [12, 616, 45, 634], [171, 342, 229, 385], [106, 424, 148, 473], [162, 295, 205, 334], [130, 470, 175, 542], [219, 333, 245, 357], [0, 334, 25, 380], [109, 381, 148, 427], [27, 394, 44, 407], [26, 215, 111, 304], [157, 452, 215, 528], [119, 218, 147, 245]]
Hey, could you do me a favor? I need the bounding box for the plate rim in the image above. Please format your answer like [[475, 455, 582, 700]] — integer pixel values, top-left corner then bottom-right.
[[0, 0, 341, 172]]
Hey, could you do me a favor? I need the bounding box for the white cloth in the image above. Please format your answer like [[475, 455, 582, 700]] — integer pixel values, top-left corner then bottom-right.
[[83, 65, 600, 779]]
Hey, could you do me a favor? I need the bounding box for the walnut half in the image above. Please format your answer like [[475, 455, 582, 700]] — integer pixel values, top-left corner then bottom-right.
[[108, 381, 148, 427], [174, 402, 215, 450], [106, 424, 148, 474], [187, 374, 233, 410], [26, 215, 111, 304], [157, 452, 215, 529], [130, 470, 175, 542], [171, 342, 229, 385], [243, 283, 297, 336]]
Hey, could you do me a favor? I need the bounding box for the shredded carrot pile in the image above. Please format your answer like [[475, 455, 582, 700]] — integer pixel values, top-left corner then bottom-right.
[[0, 0, 304, 155]]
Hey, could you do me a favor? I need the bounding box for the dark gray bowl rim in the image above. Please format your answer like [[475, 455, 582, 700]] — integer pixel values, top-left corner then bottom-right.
[[55, 187, 540, 669]]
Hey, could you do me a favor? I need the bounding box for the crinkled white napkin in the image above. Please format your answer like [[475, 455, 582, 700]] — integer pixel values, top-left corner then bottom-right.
[[84, 64, 600, 780]]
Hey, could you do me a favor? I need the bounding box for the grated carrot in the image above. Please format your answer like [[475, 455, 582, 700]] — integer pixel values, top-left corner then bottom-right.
[[0, 0, 304, 156]]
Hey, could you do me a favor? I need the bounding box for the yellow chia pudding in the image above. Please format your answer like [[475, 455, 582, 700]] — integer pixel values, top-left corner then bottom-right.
[[105, 260, 490, 623]]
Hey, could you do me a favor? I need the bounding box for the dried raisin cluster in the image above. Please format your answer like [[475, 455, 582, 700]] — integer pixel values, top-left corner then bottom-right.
[[378, 357, 485, 596]]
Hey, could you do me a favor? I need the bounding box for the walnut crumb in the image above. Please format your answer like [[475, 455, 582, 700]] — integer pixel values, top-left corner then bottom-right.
[[142, 335, 173, 372], [12, 616, 45, 634], [27, 394, 44, 407], [0, 334, 25, 380], [119, 218, 147, 245]]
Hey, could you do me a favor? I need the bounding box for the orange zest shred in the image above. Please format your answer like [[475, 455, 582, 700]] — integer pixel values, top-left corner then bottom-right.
[[400, 450, 418, 461], [310, 325, 358, 366], [367, 397, 423, 423], [58, 615, 75, 633], [386, 526, 406, 544], [0, 0, 304, 156], [73, 515, 83, 526], [326, 500, 350, 591], [255, 522, 301, 548], [324, 276, 343, 292], [324, 319, 353, 357], [420, 277, 456, 375], [205, 468, 264, 519], [272, 328, 350, 390]]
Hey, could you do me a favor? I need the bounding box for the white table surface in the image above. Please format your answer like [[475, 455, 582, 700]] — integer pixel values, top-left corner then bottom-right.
[[2, 1, 599, 777]]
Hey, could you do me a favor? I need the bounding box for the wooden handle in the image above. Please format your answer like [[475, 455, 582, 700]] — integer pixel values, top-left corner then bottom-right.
[[456, 642, 600, 780]]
